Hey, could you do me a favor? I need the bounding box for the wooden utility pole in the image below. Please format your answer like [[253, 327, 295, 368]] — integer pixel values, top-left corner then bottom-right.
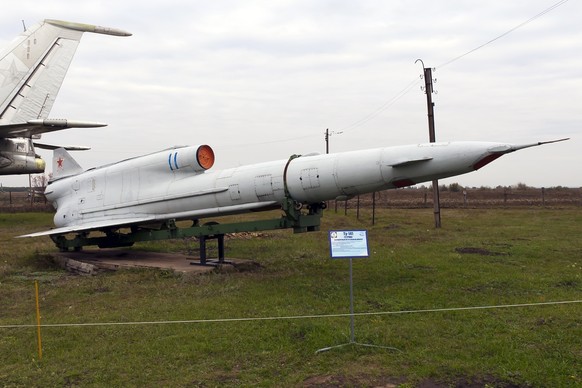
[[417, 60, 441, 228], [325, 128, 342, 154]]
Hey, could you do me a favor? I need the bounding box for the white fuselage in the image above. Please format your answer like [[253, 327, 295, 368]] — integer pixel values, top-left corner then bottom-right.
[[46, 141, 505, 228]]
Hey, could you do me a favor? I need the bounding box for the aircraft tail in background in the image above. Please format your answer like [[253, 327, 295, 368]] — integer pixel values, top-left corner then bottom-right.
[[0, 19, 130, 175], [0, 19, 131, 130]]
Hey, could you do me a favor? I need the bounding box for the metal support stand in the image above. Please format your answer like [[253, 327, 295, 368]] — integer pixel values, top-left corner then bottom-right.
[[316, 258, 400, 354], [191, 233, 232, 267]]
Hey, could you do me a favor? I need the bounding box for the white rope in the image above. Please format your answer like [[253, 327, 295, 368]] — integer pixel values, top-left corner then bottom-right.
[[1, 299, 580, 329]]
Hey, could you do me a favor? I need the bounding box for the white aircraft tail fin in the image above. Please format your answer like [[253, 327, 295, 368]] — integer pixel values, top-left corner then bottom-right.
[[0, 19, 131, 131], [52, 148, 83, 180]]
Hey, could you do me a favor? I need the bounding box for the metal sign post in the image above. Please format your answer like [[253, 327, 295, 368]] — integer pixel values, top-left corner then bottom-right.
[[317, 230, 399, 353]]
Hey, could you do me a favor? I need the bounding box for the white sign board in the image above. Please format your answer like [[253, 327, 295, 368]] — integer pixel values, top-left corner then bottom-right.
[[329, 230, 369, 258]]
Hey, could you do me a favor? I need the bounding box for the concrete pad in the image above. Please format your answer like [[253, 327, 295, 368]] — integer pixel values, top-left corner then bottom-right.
[[54, 249, 249, 274]]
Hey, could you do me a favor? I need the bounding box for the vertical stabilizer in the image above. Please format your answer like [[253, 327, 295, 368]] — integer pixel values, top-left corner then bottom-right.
[[0, 19, 131, 132], [52, 147, 83, 179]]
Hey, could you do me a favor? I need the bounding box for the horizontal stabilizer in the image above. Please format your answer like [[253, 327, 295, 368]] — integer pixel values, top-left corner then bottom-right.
[[0, 119, 107, 138], [34, 143, 91, 151], [45, 19, 132, 37]]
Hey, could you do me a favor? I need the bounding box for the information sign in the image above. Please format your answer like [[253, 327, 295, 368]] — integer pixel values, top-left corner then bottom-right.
[[328, 230, 369, 258]]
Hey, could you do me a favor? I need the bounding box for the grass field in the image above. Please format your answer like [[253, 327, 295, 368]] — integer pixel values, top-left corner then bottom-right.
[[1, 208, 581, 387]]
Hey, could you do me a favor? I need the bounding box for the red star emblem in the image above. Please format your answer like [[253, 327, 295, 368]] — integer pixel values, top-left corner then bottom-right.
[[57, 157, 64, 169]]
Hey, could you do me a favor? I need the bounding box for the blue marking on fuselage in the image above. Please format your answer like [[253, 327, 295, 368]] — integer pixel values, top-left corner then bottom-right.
[[168, 153, 173, 171], [174, 152, 179, 170]]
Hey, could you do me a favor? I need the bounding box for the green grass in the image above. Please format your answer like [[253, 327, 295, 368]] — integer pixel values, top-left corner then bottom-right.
[[1, 208, 581, 386]]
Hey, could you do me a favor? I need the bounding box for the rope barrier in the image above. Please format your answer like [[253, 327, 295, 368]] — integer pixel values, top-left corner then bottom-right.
[[1, 299, 580, 329]]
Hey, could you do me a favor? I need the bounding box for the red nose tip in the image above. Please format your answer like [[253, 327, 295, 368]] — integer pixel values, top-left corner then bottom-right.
[[473, 153, 502, 170]]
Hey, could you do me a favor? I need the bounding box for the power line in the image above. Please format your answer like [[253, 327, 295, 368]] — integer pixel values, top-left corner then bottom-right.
[[339, 0, 570, 133], [214, 0, 570, 148], [338, 77, 421, 132], [438, 0, 570, 69], [219, 133, 316, 149], [326, 0, 571, 136]]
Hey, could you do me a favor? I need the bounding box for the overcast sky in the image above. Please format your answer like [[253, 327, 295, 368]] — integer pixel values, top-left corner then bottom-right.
[[1, 0, 580, 188]]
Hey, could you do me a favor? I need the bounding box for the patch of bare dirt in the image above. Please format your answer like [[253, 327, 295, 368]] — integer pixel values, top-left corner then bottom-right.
[[302, 374, 404, 387], [455, 247, 508, 256], [302, 374, 531, 387]]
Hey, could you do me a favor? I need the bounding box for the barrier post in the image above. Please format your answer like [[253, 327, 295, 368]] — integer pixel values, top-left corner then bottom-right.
[[35, 280, 43, 360]]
